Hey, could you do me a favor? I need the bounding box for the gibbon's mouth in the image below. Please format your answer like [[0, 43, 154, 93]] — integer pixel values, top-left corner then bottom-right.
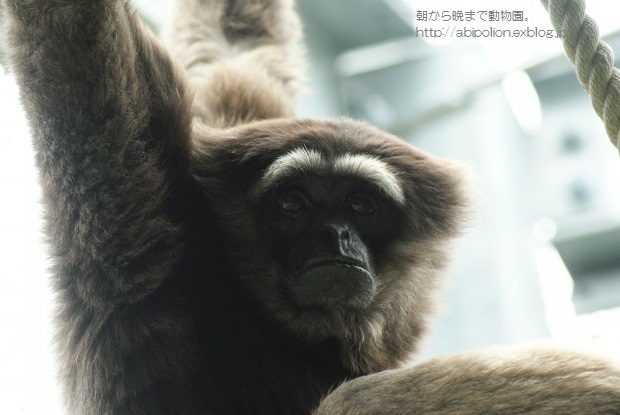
[[291, 258, 376, 309], [303, 257, 368, 271]]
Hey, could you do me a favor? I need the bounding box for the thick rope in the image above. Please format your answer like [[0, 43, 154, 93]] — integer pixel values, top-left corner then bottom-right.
[[540, 0, 620, 151]]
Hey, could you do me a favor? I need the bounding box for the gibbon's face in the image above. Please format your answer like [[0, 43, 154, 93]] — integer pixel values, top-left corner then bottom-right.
[[255, 149, 407, 311], [191, 118, 467, 332]]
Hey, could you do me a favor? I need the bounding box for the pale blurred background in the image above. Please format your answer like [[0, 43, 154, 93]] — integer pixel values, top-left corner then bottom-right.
[[1, 0, 620, 413]]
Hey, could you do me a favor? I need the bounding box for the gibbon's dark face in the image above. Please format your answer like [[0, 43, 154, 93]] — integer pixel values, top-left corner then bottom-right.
[[257, 149, 406, 311], [191, 118, 468, 336]]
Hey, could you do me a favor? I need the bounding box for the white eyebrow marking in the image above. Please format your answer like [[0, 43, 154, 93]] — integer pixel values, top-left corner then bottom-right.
[[333, 154, 405, 205], [255, 148, 405, 205], [258, 148, 327, 192]]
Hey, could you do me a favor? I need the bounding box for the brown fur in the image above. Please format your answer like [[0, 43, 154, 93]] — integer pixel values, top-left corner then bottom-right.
[[2, 0, 619, 414], [163, 0, 304, 126], [315, 344, 620, 414]]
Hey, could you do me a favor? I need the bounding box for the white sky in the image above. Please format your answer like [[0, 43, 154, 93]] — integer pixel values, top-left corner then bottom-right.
[[0, 73, 63, 414]]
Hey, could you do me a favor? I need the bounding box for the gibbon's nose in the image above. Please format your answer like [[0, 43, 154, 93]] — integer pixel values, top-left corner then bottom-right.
[[320, 222, 352, 252]]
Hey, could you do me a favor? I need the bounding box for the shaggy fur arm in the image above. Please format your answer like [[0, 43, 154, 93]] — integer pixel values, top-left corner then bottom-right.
[[3, 2, 203, 413], [315, 344, 620, 415], [3, 0, 193, 307], [163, 0, 305, 127]]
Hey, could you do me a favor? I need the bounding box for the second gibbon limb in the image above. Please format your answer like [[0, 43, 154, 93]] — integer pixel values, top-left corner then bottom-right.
[[315, 343, 620, 414]]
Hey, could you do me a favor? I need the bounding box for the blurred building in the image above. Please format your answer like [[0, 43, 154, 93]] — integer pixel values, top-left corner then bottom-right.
[[294, 0, 620, 359]]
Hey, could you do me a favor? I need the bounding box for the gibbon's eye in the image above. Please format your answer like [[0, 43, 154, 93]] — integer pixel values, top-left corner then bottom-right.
[[348, 193, 378, 215], [277, 191, 309, 213]]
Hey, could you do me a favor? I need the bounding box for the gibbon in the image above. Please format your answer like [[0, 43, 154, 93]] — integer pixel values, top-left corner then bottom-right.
[[2, 0, 619, 414]]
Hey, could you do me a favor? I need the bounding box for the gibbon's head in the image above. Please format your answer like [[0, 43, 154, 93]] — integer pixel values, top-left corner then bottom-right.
[[191, 118, 469, 369]]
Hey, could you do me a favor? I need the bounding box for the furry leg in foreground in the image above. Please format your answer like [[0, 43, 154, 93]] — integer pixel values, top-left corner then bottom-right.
[[315, 344, 620, 415]]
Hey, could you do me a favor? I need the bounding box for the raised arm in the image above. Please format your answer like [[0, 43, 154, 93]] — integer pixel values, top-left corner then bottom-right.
[[3, 0, 193, 307], [2, 2, 205, 413], [163, 0, 305, 127]]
